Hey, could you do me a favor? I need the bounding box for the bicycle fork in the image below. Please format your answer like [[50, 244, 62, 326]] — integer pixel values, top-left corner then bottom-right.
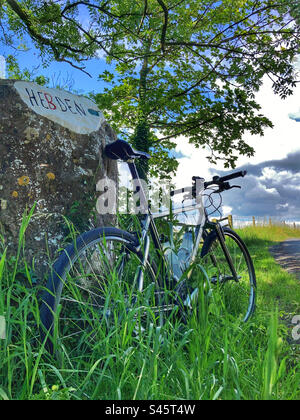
[[214, 223, 240, 283]]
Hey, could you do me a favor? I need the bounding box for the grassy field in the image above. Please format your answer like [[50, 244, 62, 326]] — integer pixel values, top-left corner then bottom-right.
[[0, 222, 299, 400]]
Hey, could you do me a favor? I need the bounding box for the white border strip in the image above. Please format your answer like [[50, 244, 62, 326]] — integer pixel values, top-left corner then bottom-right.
[[0, 316, 6, 340]]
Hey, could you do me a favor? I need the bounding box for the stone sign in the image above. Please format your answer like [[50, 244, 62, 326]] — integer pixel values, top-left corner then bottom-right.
[[0, 79, 118, 280], [14, 81, 105, 134]]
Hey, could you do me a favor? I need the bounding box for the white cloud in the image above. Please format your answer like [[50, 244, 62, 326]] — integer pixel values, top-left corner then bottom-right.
[[276, 203, 289, 210], [172, 137, 219, 188], [295, 55, 300, 71], [237, 78, 300, 165], [260, 167, 291, 183], [222, 206, 233, 216], [289, 111, 300, 122], [172, 75, 300, 191]]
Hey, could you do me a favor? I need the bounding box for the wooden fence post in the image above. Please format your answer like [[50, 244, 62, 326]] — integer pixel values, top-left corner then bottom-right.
[[252, 216, 256, 227], [228, 215, 233, 229]]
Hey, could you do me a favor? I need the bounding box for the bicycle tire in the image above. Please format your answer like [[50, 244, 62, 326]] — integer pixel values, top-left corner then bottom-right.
[[40, 227, 158, 354], [200, 227, 256, 322]]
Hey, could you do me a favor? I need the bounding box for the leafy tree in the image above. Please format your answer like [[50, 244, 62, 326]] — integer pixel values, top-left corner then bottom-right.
[[1, 0, 300, 178]]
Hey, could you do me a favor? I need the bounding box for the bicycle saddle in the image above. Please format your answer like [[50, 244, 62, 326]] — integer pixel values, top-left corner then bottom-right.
[[104, 139, 151, 161]]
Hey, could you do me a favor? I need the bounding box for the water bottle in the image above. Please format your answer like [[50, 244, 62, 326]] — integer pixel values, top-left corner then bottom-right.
[[162, 241, 182, 280], [177, 231, 193, 273]]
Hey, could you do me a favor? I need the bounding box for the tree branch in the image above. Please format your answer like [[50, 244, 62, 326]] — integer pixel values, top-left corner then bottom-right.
[[6, 0, 92, 75], [61, 13, 128, 64], [152, 112, 231, 142], [156, 0, 168, 52], [138, 0, 148, 33]]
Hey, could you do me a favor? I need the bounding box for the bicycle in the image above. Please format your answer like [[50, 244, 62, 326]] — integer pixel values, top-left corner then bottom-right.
[[40, 139, 256, 354]]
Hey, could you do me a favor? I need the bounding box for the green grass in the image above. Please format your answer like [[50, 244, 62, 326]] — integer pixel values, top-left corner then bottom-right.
[[0, 221, 299, 400]]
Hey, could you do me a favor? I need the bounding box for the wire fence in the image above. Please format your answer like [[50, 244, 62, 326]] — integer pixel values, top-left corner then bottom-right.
[[227, 215, 300, 230]]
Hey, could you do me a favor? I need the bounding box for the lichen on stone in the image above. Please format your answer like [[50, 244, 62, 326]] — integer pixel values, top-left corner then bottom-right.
[[18, 176, 30, 186], [0, 199, 7, 210], [46, 172, 56, 181]]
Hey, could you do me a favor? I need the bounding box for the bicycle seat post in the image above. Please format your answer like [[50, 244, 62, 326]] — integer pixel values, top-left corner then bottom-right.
[[127, 159, 149, 217]]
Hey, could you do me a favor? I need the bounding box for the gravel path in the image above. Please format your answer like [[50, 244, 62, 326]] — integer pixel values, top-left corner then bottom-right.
[[270, 239, 300, 346], [269, 238, 300, 280]]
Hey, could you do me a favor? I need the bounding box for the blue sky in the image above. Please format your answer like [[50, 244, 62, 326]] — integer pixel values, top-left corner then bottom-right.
[[0, 39, 110, 94]]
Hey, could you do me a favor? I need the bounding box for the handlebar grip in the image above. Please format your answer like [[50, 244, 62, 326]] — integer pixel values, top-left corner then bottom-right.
[[219, 170, 247, 183]]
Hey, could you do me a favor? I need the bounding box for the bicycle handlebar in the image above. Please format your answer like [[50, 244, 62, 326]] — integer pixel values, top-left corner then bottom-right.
[[204, 170, 247, 189], [217, 170, 247, 183], [170, 171, 247, 199]]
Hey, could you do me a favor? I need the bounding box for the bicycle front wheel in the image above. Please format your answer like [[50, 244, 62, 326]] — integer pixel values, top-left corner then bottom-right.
[[40, 227, 158, 355], [200, 227, 256, 322]]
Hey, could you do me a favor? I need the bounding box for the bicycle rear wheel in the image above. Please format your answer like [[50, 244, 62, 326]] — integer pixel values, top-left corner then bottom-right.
[[40, 227, 158, 355], [200, 227, 256, 322]]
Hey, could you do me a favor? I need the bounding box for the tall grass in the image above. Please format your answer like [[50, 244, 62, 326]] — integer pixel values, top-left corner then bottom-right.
[[237, 225, 300, 314], [0, 214, 299, 400]]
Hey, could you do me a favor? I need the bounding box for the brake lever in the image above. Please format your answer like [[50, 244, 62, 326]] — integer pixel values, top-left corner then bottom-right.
[[212, 184, 241, 194]]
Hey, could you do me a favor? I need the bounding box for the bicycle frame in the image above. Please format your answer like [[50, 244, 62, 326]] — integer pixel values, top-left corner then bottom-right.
[[126, 160, 239, 293]]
